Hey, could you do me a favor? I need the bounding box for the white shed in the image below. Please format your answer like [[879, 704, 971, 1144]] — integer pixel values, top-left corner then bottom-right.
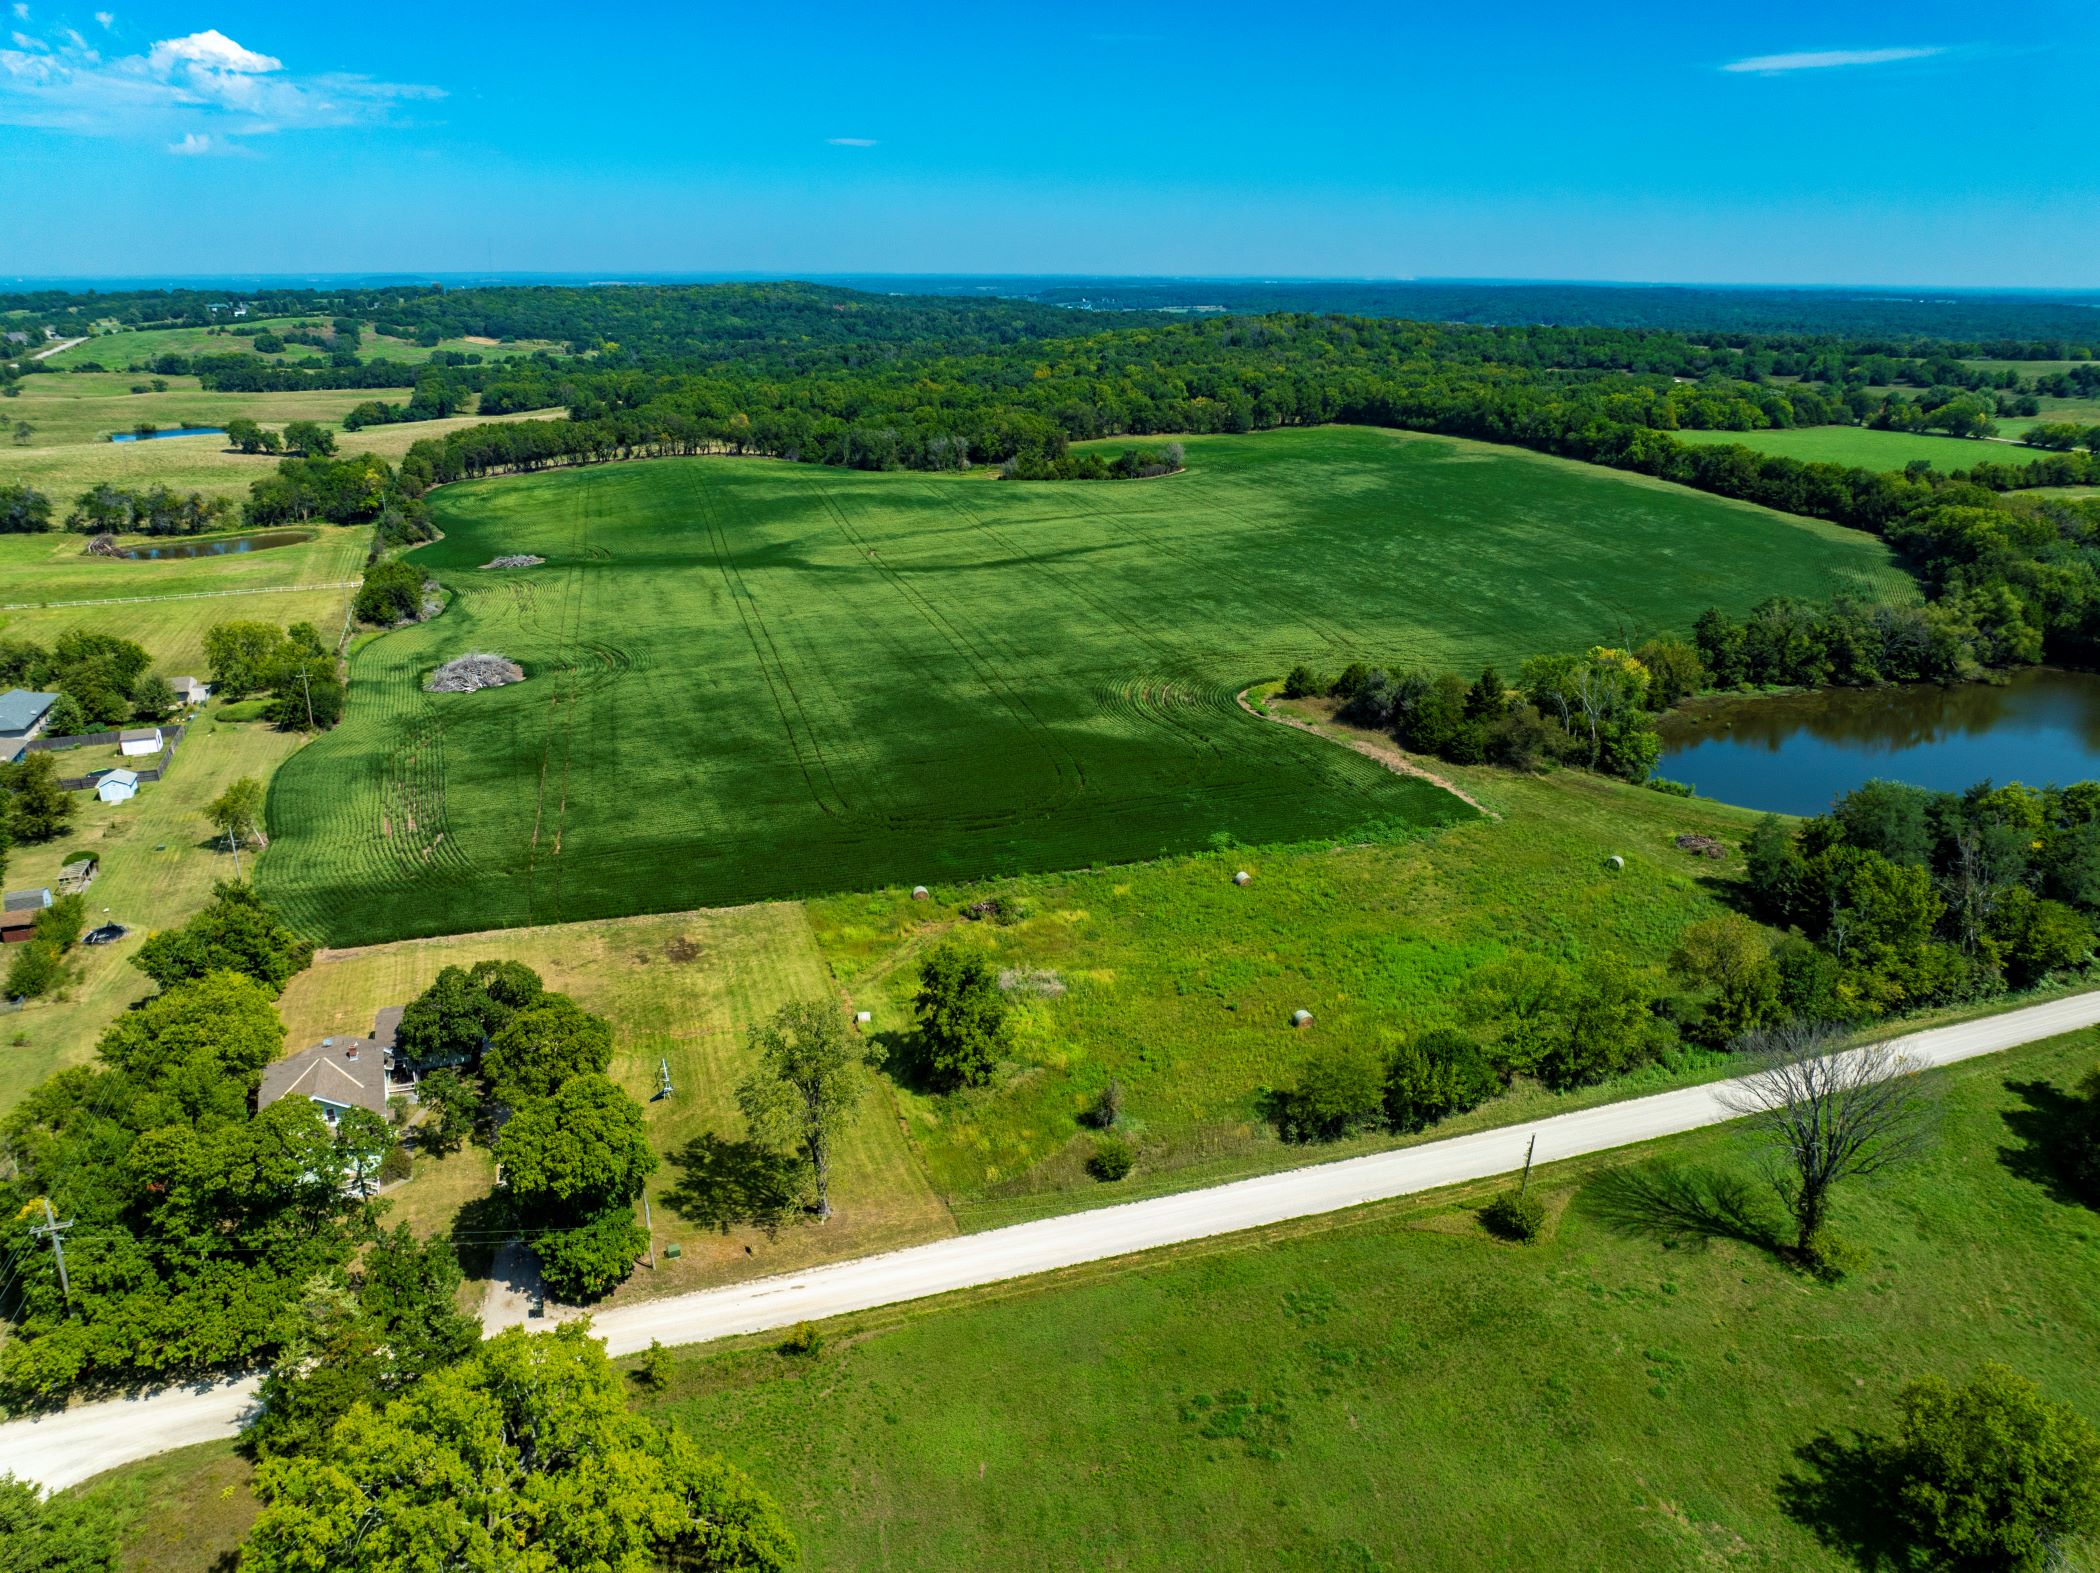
[[97, 769, 140, 804], [119, 727, 163, 757]]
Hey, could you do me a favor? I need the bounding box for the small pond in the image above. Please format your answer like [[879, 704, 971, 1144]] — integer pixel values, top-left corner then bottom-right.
[[1656, 667, 2100, 815], [114, 530, 314, 560], [107, 427, 227, 443]]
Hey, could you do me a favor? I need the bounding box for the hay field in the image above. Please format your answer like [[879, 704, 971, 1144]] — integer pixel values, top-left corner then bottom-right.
[[258, 426, 1904, 944]]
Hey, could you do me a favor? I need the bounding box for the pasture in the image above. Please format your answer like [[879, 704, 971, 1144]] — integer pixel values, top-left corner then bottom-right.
[[68, 1030, 2100, 1572], [41, 318, 562, 371], [1670, 423, 2017, 470], [256, 427, 1904, 945]]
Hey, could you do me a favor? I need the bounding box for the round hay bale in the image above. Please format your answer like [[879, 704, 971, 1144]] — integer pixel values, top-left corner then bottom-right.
[[1605, 854, 1625, 871], [910, 885, 930, 901], [1291, 1008, 1314, 1029], [426, 653, 526, 694], [1233, 870, 1252, 886]]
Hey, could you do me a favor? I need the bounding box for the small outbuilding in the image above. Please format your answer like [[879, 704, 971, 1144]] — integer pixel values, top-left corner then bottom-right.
[[170, 677, 212, 707], [57, 856, 98, 894], [119, 727, 163, 757], [97, 768, 140, 804], [3, 887, 51, 913]]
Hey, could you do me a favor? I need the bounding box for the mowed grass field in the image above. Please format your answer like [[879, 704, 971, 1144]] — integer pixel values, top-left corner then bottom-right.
[[1671, 424, 2021, 471], [0, 374, 564, 504], [71, 1030, 2100, 1572], [0, 712, 310, 1109], [275, 904, 952, 1295], [257, 427, 1905, 945], [41, 318, 562, 371]]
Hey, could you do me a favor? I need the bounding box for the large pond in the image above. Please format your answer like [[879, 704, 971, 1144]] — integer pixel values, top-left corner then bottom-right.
[[114, 530, 313, 560], [107, 426, 227, 443], [1656, 667, 2100, 816]]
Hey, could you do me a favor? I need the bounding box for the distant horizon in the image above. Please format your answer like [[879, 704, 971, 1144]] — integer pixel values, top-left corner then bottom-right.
[[6, 273, 2099, 298]]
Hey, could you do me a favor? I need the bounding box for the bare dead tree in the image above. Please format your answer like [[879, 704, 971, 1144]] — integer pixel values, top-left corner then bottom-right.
[[1721, 1019, 1932, 1266]]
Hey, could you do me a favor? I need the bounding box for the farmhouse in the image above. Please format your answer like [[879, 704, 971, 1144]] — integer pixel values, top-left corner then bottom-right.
[[258, 1036, 390, 1125], [119, 727, 164, 758], [170, 677, 212, 707], [0, 690, 57, 745], [96, 769, 140, 804]]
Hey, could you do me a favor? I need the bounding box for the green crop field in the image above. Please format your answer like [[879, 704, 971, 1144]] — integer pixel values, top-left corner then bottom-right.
[[255, 428, 1903, 944], [1671, 424, 2018, 470], [70, 1030, 2100, 1572]]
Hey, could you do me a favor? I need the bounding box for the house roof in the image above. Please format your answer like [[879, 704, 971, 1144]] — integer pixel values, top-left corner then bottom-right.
[[59, 857, 97, 876], [0, 691, 57, 734], [99, 769, 140, 788], [258, 1037, 392, 1117], [119, 727, 161, 743], [371, 1005, 404, 1051], [171, 676, 209, 695], [3, 888, 51, 912]]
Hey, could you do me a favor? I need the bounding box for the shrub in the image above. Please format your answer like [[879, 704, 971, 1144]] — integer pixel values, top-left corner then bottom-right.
[[1084, 1075, 1124, 1129], [1276, 1042, 1386, 1141], [4, 939, 65, 1001], [1883, 1364, 2100, 1571], [1280, 663, 1326, 700], [1480, 1189, 1545, 1242], [1385, 1027, 1501, 1131], [1087, 1135, 1135, 1181], [378, 1145, 414, 1185], [779, 1321, 824, 1357]]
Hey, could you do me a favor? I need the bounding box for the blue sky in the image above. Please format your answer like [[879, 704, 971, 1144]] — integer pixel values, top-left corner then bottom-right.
[[1, 0, 2094, 285]]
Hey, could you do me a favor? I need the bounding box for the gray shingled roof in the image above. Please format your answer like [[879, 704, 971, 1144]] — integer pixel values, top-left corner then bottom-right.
[[0, 691, 57, 735], [258, 1037, 390, 1117]]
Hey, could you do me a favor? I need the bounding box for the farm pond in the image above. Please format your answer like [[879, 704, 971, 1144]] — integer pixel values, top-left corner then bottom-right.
[[107, 426, 228, 443], [1657, 667, 2100, 815], [112, 529, 314, 560]]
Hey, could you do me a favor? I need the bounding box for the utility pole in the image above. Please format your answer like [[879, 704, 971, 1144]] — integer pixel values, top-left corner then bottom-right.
[[227, 822, 242, 879], [1518, 1133, 1537, 1199], [300, 665, 315, 732], [30, 1197, 72, 1310], [641, 1197, 656, 1270]]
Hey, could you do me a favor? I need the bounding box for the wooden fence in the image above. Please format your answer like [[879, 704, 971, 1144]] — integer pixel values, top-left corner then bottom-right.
[[41, 724, 188, 791]]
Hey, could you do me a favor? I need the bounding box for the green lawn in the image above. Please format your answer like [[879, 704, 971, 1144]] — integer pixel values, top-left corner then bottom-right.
[[41, 318, 562, 372], [256, 427, 1904, 945], [69, 1029, 2100, 1572], [1672, 424, 2017, 471]]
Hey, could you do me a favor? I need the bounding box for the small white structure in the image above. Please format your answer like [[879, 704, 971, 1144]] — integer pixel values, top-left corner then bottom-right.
[[97, 768, 140, 804], [855, 1010, 873, 1025], [1291, 1009, 1314, 1029], [119, 727, 163, 757], [1233, 870, 1252, 887], [170, 677, 211, 707], [1605, 854, 1625, 871]]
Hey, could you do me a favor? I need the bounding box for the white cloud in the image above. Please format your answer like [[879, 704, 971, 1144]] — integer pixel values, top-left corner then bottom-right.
[[167, 129, 210, 154], [1722, 46, 1943, 74], [94, 10, 112, 26], [9, 4, 25, 19], [0, 20, 440, 136], [147, 28, 277, 74], [826, 136, 877, 147]]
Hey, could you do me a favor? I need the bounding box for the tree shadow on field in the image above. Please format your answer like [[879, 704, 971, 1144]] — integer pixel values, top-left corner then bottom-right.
[[1580, 1159, 1788, 1258], [1775, 1429, 1911, 1571], [664, 1133, 805, 1237], [1998, 1077, 2096, 1210], [869, 1027, 952, 1097]]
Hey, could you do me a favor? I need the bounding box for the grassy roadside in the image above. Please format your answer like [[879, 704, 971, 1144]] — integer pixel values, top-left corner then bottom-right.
[[66, 1028, 2100, 1571]]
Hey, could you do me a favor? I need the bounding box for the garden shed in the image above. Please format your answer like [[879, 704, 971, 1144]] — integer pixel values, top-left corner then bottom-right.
[[119, 727, 163, 757], [97, 769, 140, 804], [57, 856, 98, 894]]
